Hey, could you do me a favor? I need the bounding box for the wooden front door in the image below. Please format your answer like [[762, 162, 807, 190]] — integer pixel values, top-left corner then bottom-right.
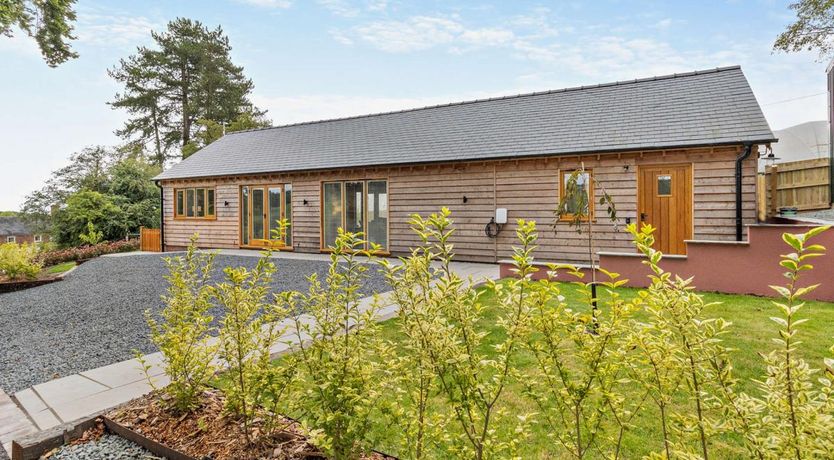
[[638, 164, 693, 255]]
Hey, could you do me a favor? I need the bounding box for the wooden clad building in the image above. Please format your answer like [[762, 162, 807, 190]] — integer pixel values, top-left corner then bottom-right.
[[155, 67, 776, 264]]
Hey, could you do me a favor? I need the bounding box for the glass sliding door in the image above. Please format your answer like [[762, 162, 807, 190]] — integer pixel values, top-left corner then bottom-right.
[[344, 181, 364, 235], [367, 181, 388, 249], [268, 186, 282, 240], [241, 187, 249, 246], [320, 179, 388, 252], [284, 185, 292, 246], [323, 182, 343, 248], [252, 188, 265, 241]]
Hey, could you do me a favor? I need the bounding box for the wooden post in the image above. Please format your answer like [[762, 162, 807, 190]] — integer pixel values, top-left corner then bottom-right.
[[768, 164, 779, 217]]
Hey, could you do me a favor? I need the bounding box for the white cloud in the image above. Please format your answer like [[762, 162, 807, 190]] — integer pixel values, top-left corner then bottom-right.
[[235, 0, 293, 8], [317, 0, 361, 17], [460, 28, 515, 46], [352, 16, 464, 52], [75, 13, 160, 47], [339, 15, 517, 53], [366, 0, 388, 12]]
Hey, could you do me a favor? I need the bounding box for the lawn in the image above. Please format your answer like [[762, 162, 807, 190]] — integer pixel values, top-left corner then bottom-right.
[[45, 261, 75, 275], [367, 281, 834, 459]]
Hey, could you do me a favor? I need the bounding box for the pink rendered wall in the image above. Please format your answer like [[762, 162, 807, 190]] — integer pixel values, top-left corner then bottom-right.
[[500, 225, 834, 302]]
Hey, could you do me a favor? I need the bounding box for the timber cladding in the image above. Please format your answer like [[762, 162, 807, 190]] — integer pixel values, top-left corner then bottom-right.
[[160, 145, 757, 264]]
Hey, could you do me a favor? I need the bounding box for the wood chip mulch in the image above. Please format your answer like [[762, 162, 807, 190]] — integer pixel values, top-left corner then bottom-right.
[[106, 389, 393, 460]]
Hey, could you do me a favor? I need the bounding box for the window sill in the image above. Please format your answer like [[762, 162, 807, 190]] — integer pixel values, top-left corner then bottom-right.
[[173, 216, 217, 221]]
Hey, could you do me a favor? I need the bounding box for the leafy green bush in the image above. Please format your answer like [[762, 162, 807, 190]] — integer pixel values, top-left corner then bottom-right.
[[383, 208, 533, 459], [212, 230, 295, 441], [36, 239, 138, 266], [140, 235, 218, 412], [283, 229, 393, 460], [0, 242, 43, 280]]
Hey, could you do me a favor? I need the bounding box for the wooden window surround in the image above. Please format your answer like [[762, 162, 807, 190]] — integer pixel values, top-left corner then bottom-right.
[[5, 236, 14, 243], [320, 179, 389, 253], [558, 169, 594, 221], [174, 187, 216, 220]]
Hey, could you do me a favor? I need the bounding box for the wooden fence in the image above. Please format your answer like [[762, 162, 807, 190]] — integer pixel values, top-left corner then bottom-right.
[[758, 157, 831, 219], [139, 227, 161, 252]]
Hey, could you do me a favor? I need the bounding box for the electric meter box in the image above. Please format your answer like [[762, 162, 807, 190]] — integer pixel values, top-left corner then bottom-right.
[[495, 208, 508, 225]]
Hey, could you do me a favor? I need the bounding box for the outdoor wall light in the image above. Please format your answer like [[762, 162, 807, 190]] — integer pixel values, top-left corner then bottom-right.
[[303, 199, 309, 205], [463, 195, 468, 203], [623, 165, 630, 171], [224, 200, 229, 206]]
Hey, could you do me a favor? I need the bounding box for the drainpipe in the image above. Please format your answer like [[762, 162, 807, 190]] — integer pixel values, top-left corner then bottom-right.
[[155, 180, 165, 252], [735, 142, 753, 241]]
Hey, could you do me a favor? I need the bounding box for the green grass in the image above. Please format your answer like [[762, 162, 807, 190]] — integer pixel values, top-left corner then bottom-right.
[[370, 282, 834, 459], [45, 261, 75, 275]]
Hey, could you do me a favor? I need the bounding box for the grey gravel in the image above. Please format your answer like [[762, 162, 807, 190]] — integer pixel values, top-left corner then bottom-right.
[[47, 433, 162, 459], [0, 253, 391, 393]]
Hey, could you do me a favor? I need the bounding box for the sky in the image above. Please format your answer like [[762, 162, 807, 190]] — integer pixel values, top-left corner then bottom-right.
[[0, 0, 830, 210]]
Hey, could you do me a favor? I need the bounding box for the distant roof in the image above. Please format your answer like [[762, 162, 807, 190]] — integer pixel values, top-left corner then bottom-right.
[[0, 217, 32, 236], [156, 66, 776, 181]]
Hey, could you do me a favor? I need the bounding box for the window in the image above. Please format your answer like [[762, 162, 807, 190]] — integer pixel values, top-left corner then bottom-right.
[[559, 169, 594, 220], [657, 175, 672, 196], [5, 236, 15, 243], [34, 235, 42, 243], [321, 180, 388, 251], [175, 187, 216, 219]]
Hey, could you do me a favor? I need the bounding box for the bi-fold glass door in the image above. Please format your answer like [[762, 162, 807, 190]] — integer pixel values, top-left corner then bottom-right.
[[321, 180, 388, 251], [240, 184, 292, 248]]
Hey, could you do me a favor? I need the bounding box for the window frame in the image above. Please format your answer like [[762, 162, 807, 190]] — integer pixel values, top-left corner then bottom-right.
[[319, 178, 389, 253], [34, 235, 43, 243], [6, 236, 15, 243], [174, 187, 216, 220], [558, 168, 594, 221]]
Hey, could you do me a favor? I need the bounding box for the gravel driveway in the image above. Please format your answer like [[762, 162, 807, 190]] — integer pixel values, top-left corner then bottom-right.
[[0, 253, 391, 394]]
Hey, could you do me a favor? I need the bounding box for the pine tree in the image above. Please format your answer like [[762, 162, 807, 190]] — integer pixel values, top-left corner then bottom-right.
[[108, 18, 266, 165]]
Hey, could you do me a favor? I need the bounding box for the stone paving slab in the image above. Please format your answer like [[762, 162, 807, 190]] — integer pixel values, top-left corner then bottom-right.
[[0, 390, 36, 458], [33, 375, 108, 409]]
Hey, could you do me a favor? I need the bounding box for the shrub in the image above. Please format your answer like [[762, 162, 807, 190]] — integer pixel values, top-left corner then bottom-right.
[[140, 235, 218, 412], [212, 228, 295, 442], [0, 242, 42, 280], [36, 239, 138, 266], [523, 263, 636, 459], [383, 208, 533, 460], [284, 229, 393, 460], [721, 225, 834, 459]]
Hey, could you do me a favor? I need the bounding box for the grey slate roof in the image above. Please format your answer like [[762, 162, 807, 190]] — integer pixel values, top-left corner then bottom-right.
[[156, 66, 776, 181], [0, 217, 32, 236]]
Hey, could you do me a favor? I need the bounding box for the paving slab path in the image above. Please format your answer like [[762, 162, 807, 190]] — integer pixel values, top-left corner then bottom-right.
[[0, 250, 498, 458]]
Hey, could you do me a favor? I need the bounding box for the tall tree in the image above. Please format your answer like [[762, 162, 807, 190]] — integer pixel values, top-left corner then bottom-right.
[[109, 18, 264, 166], [0, 0, 78, 66], [775, 0, 834, 57]]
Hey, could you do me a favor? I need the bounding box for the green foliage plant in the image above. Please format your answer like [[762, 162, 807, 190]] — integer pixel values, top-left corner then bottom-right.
[[140, 235, 217, 412], [627, 223, 737, 459], [719, 225, 834, 459], [523, 262, 637, 459], [78, 221, 103, 246], [283, 229, 392, 460], [383, 208, 533, 460], [0, 242, 42, 280], [212, 221, 295, 443]]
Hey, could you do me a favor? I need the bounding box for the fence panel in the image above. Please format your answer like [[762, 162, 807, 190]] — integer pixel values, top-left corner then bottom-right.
[[761, 158, 830, 217], [140, 227, 161, 252]]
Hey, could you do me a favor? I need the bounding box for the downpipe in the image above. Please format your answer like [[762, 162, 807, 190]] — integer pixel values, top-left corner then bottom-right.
[[155, 180, 165, 252], [735, 142, 753, 241]]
